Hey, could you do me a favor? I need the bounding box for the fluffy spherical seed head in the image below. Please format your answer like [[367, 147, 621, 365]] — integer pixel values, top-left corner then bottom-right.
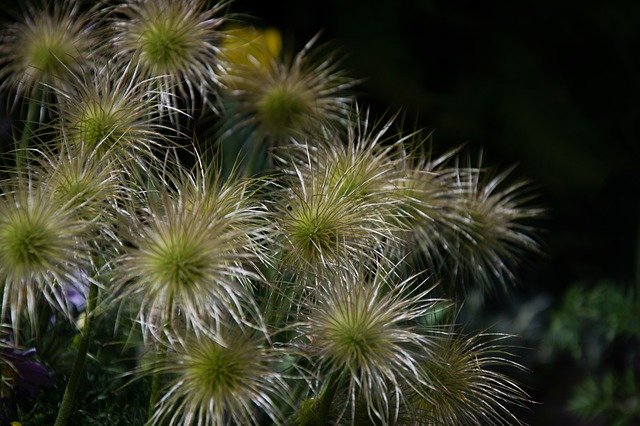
[[409, 334, 529, 425], [110, 0, 226, 112], [297, 114, 405, 202], [257, 85, 311, 138], [276, 165, 397, 276], [54, 61, 167, 162], [0, 180, 91, 331], [221, 35, 354, 143], [445, 158, 542, 293], [389, 148, 471, 269], [0, 1, 97, 100], [150, 330, 289, 425], [299, 268, 440, 423], [115, 173, 269, 336], [31, 145, 122, 224]]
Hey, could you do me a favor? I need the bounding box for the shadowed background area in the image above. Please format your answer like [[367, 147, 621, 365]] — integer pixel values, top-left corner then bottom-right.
[[231, 0, 640, 424]]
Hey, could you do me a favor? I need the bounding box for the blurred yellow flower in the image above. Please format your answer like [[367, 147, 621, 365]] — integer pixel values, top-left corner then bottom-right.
[[221, 26, 281, 71]]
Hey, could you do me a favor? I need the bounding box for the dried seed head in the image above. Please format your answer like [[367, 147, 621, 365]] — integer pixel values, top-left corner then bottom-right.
[[149, 329, 289, 425], [274, 115, 406, 276], [32, 144, 123, 224], [110, 0, 227, 113], [0, 0, 97, 101], [410, 333, 529, 425], [0, 177, 92, 332], [444, 156, 543, 293], [114, 169, 269, 337], [54, 61, 167, 162], [389, 145, 469, 272], [299, 266, 441, 423], [276, 165, 397, 276], [221, 35, 353, 143]]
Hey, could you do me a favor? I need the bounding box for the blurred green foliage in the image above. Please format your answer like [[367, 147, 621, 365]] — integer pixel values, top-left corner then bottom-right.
[[542, 281, 640, 424], [543, 282, 638, 366]]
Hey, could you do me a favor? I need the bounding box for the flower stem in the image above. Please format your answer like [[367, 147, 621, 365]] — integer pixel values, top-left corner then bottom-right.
[[315, 370, 343, 425], [147, 298, 173, 420], [17, 89, 42, 171], [147, 346, 165, 419], [54, 282, 99, 426]]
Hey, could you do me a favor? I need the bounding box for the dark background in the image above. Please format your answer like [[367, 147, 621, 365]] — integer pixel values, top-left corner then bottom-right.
[[1, 0, 638, 424], [229, 0, 640, 424], [229, 0, 640, 288]]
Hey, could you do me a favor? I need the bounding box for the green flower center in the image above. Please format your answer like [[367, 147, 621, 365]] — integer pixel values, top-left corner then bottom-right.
[[26, 33, 74, 77], [328, 161, 371, 199], [332, 320, 378, 362], [1, 215, 55, 270], [54, 173, 104, 219], [192, 345, 242, 395], [151, 238, 207, 291], [140, 20, 191, 72], [258, 87, 310, 136], [290, 210, 338, 261], [76, 104, 121, 149]]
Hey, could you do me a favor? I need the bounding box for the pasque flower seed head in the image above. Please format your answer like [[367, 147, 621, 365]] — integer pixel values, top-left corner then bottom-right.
[[222, 35, 353, 144], [0, 177, 93, 333], [148, 328, 289, 425], [110, 0, 227, 114], [410, 333, 529, 425], [114, 168, 269, 338], [0, 0, 97, 102], [53, 60, 168, 163], [298, 266, 441, 423]]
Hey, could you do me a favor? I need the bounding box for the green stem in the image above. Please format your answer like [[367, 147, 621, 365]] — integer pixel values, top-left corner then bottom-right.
[[147, 298, 174, 421], [54, 282, 99, 426], [316, 370, 343, 426], [17, 89, 42, 171], [147, 346, 166, 420]]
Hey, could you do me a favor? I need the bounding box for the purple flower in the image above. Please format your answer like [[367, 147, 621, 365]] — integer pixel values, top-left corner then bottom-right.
[[1, 347, 53, 398], [50, 269, 89, 324], [63, 269, 89, 314]]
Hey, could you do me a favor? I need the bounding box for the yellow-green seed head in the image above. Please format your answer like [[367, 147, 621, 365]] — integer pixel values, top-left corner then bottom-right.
[[139, 18, 192, 75], [0, 179, 92, 331], [300, 267, 438, 423], [150, 330, 288, 425], [24, 29, 75, 77], [221, 35, 353, 143], [55, 62, 166, 162], [257, 85, 311, 138], [410, 334, 529, 425], [442, 160, 542, 294], [76, 103, 121, 149], [279, 175, 393, 275], [276, 122, 403, 275], [0, 1, 96, 99], [32, 145, 122, 226], [111, 0, 226, 112], [1, 214, 56, 277], [115, 170, 269, 335]]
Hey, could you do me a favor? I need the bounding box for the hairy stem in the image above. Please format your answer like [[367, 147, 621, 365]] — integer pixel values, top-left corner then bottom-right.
[[147, 299, 174, 420], [17, 91, 41, 171], [53, 282, 99, 426], [316, 370, 343, 425], [147, 346, 165, 419]]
